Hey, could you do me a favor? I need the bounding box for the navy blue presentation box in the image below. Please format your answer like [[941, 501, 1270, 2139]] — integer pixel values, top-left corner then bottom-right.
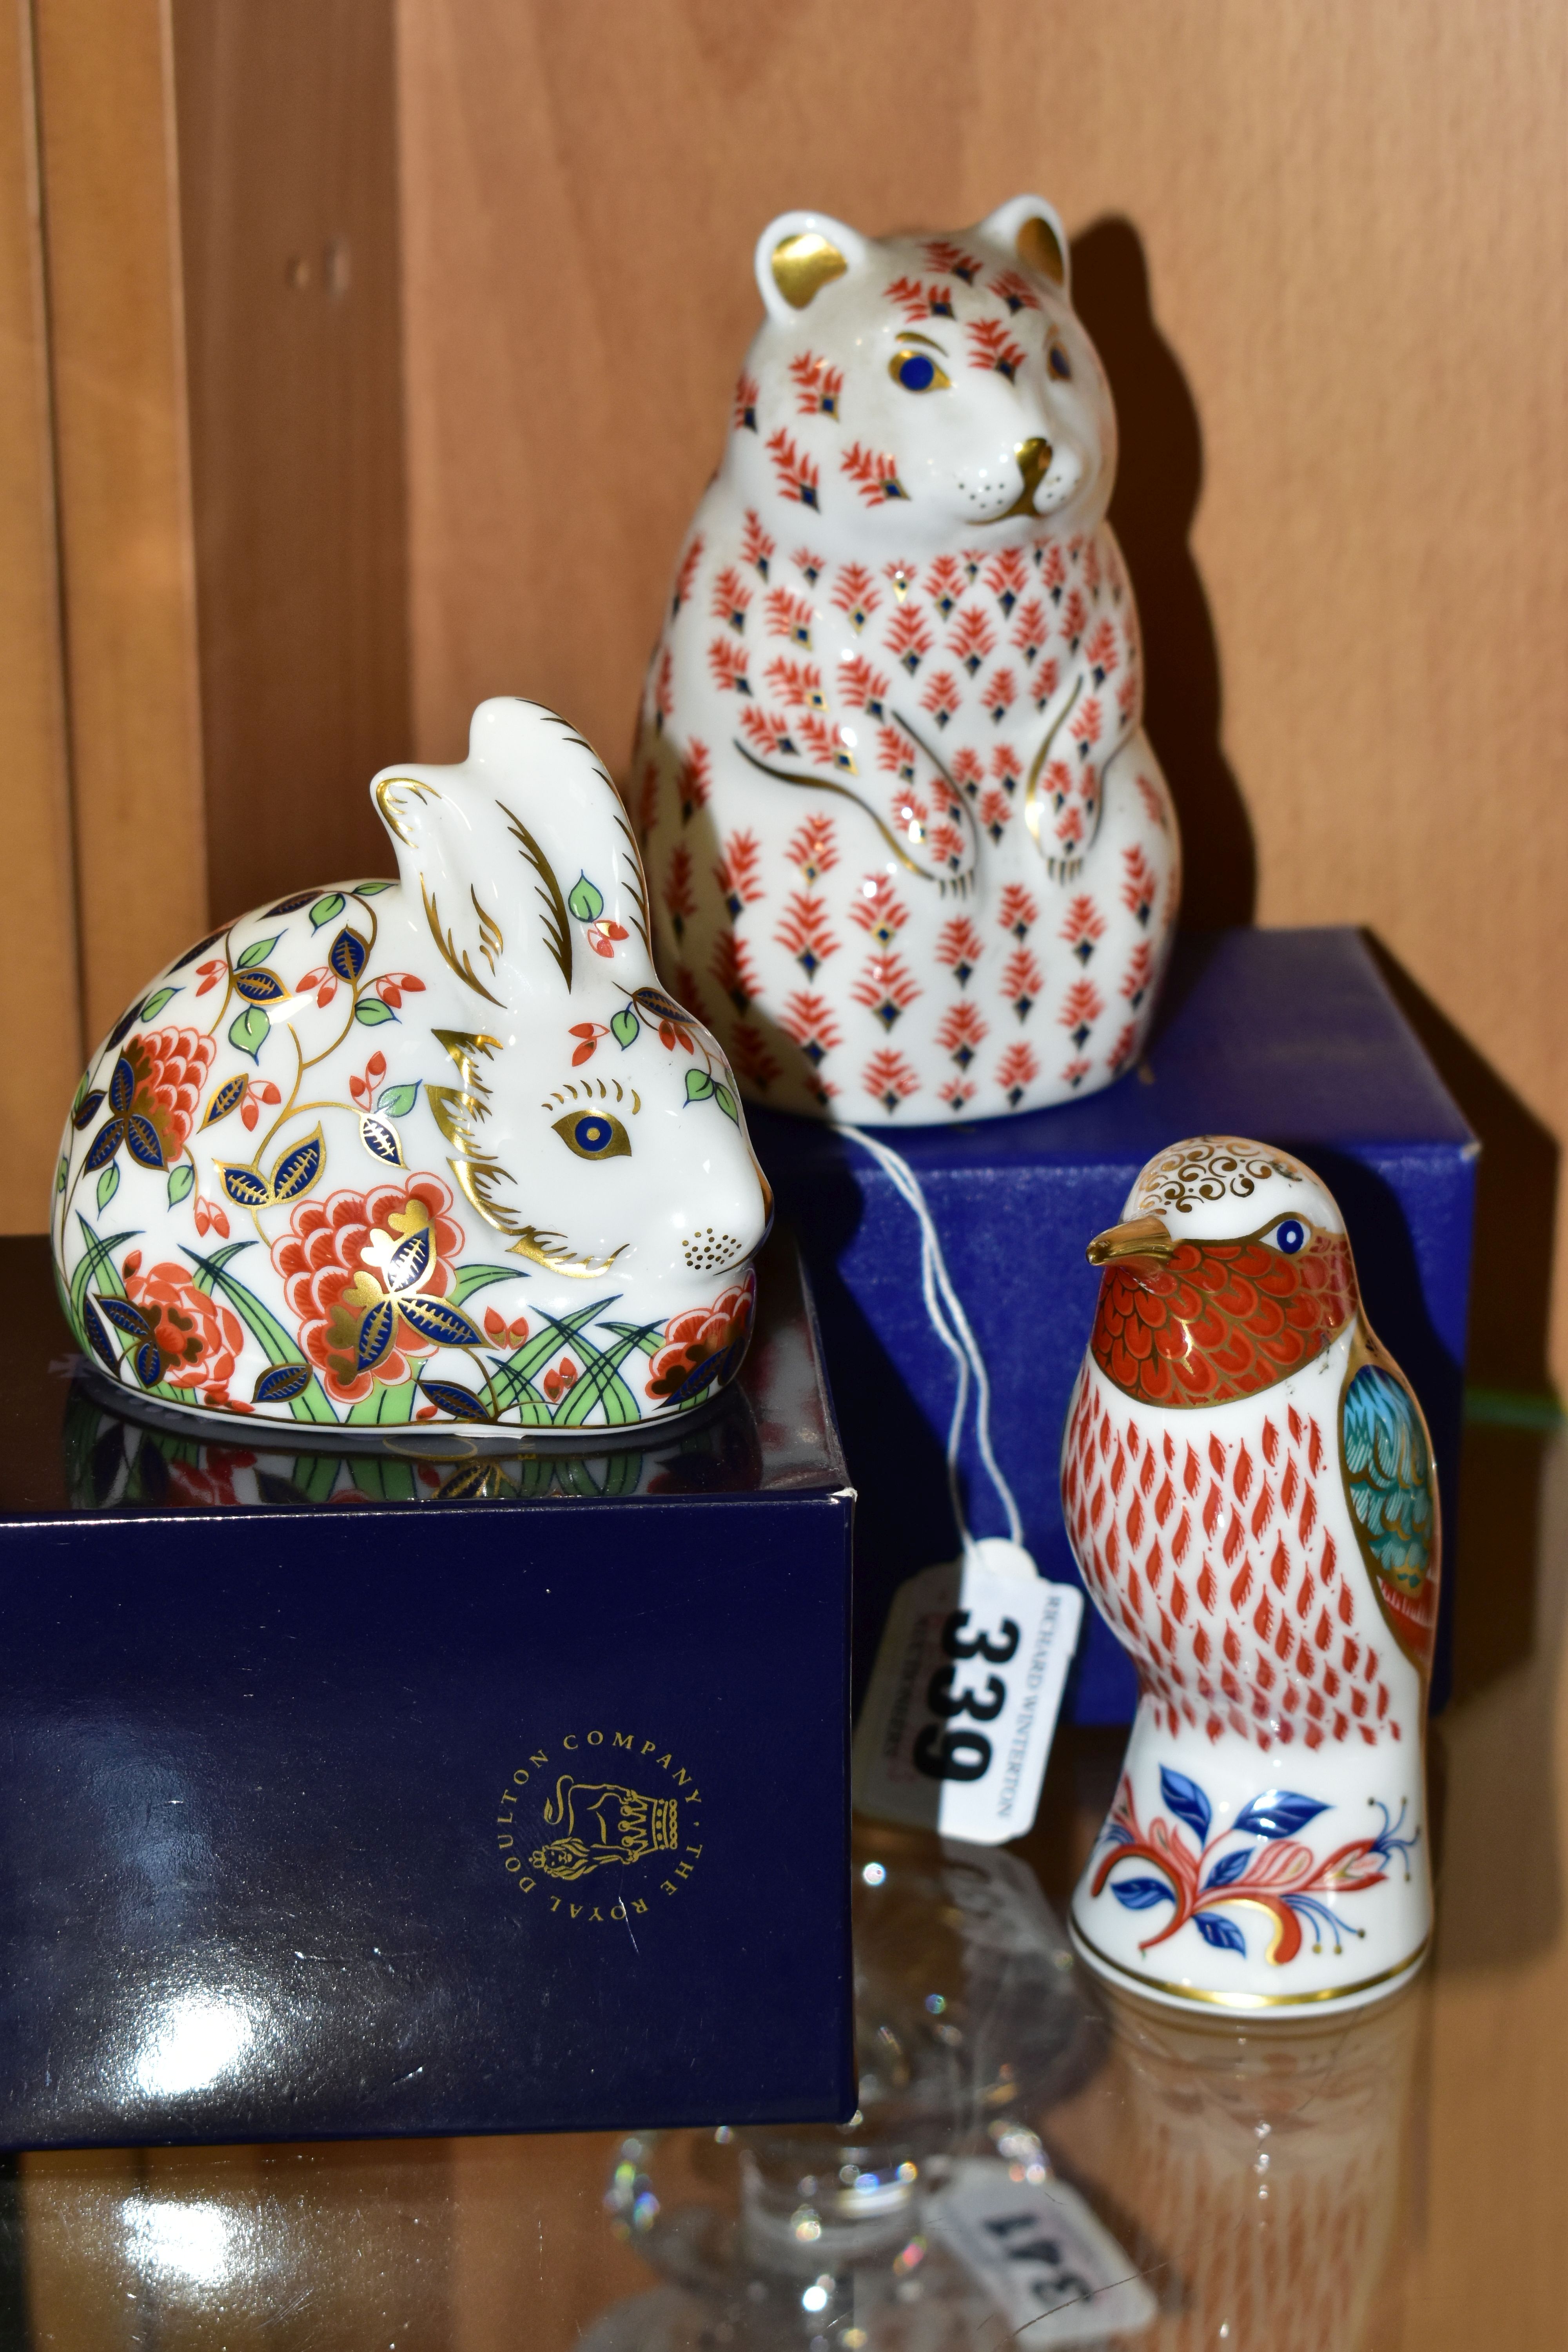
[[751, 927, 1476, 1721], [0, 1231, 854, 2149]]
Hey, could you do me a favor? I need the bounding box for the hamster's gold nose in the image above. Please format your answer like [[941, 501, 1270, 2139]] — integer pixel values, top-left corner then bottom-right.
[[1086, 1214, 1174, 1267], [996, 437, 1053, 521]]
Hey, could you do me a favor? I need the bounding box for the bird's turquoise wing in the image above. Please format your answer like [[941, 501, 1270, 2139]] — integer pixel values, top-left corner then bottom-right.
[[1341, 1360, 1439, 1669]]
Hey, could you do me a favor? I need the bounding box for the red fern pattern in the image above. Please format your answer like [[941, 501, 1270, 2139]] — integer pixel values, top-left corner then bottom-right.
[[766, 429, 820, 509], [672, 535, 704, 614], [786, 813, 837, 880], [841, 443, 908, 504], [790, 353, 844, 418]]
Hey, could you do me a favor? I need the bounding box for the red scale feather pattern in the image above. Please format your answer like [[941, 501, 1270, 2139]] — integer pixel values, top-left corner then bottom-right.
[[1061, 1368, 1394, 1755], [1090, 1232, 1357, 1408]]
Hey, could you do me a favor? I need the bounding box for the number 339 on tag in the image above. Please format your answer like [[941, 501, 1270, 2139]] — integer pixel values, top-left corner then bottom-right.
[[853, 1539, 1083, 1844]]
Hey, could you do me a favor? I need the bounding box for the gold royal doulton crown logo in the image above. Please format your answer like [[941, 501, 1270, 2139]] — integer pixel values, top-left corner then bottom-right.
[[495, 1729, 703, 1924]]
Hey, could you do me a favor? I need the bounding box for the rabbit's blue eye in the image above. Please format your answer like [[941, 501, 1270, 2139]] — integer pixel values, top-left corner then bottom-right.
[[1048, 342, 1072, 381], [553, 1110, 631, 1161], [1270, 1218, 1307, 1255], [889, 347, 950, 392]]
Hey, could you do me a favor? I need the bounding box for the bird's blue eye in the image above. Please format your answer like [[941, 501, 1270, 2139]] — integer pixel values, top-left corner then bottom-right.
[[888, 348, 950, 392], [1272, 1218, 1307, 1254], [1048, 342, 1072, 381], [552, 1109, 631, 1160]]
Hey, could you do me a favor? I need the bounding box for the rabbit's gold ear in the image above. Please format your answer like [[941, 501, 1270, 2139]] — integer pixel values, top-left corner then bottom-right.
[[374, 774, 437, 850], [755, 211, 866, 323]]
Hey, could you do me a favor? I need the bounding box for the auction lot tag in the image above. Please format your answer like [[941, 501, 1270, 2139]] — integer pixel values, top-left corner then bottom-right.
[[927, 2158, 1158, 2343], [853, 1539, 1082, 1844]]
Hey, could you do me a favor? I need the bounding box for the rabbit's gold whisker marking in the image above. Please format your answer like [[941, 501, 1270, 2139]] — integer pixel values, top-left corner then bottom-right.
[[500, 803, 573, 991], [434, 1029, 501, 1087], [420, 880, 505, 1007]]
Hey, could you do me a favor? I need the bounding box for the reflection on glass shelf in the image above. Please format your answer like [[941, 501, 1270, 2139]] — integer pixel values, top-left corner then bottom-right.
[[1047, 1978, 1423, 2348], [60, 1374, 768, 1508], [4, 1801, 1428, 2348], [585, 1822, 1423, 2348]]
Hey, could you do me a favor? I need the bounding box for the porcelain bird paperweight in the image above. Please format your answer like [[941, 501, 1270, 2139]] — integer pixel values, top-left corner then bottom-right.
[[1060, 1136, 1439, 2012], [52, 699, 771, 1443]]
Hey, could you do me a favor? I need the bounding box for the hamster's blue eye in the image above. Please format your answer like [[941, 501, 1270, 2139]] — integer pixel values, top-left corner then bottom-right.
[[553, 1110, 631, 1161], [1048, 342, 1072, 381], [889, 348, 950, 392], [1271, 1218, 1307, 1254]]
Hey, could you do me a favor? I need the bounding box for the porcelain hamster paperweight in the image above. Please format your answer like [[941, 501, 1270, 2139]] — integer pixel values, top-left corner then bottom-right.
[[1060, 1137, 1439, 2012], [632, 194, 1180, 1124], [52, 699, 771, 1443]]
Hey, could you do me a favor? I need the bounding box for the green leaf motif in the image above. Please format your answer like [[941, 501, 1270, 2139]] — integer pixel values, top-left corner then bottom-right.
[[354, 998, 395, 1027], [713, 1081, 739, 1122], [567, 873, 604, 923], [140, 986, 178, 1021], [310, 893, 345, 929], [684, 1067, 715, 1103], [96, 1162, 119, 1212], [167, 1163, 195, 1207], [230, 1004, 271, 1061], [354, 880, 392, 896], [610, 1007, 641, 1049], [55, 1154, 67, 1195], [449, 1263, 519, 1307], [377, 1081, 420, 1118], [237, 934, 281, 970]]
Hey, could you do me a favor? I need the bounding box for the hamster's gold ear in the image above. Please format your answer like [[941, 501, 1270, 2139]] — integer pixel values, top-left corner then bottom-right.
[[1016, 213, 1066, 286], [978, 194, 1070, 296], [754, 210, 866, 323]]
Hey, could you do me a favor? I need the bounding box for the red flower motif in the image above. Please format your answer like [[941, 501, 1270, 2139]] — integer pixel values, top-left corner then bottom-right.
[[373, 972, 426, 1008], [121, 1250, 245, 1406], [348, 1052, 388, 1104], [646, 1278, 755, 1405], [483, 1304, 530, 1346], [271, 1175, 465, 1405], [162, 1447, 258, 1507], [296, 965, 338, 1009], [240, 1077, 282, 1132], [193, 1194, 230, 1240], [543, 1356, 579, 1404], [131, 1027, 216, 1162]]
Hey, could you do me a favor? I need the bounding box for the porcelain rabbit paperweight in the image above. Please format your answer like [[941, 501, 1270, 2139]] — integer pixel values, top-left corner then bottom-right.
[[52, 699, 772, 1443], [1059, 1137, 1439, 2012], [632, 194, 1180, 1124]]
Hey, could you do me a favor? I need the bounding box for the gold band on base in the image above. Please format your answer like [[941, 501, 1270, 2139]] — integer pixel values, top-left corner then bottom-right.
[[1069, 1914, 1431, 2012]]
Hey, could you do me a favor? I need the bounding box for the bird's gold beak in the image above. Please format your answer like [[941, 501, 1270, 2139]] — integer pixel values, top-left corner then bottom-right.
[[1086, 1213, 1176, 1267]]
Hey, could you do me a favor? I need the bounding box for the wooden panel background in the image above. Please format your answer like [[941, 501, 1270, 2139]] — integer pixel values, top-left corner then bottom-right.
[[395, 0, 1568, 1390], [0, 0, 78, 1227], [171, 0, 408, 927], [30, 0, 206, 1052]]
